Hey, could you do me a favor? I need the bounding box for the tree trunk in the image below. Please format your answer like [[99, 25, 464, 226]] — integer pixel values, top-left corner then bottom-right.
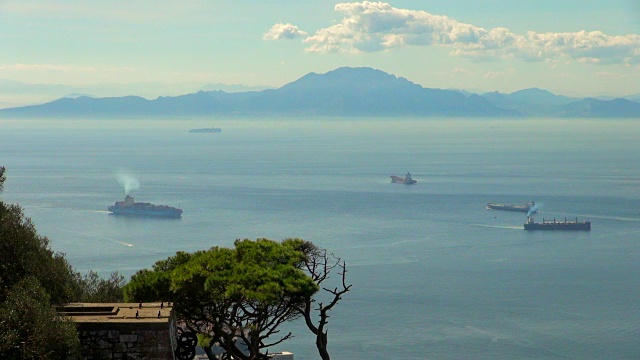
[[316, 331, 330, 360]]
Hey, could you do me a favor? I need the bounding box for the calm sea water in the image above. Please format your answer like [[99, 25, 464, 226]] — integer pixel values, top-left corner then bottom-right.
[[1, 118, 639, 359]]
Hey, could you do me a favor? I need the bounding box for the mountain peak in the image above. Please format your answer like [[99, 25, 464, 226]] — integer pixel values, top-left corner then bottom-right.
[[1, 67, 634, 118], [508, 87, 574, 106]]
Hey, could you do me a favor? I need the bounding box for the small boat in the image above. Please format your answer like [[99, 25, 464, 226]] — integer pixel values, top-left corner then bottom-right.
[[524, 216, 591, 231], [390, 172, 417, 184], [486, 201, 536, 213]]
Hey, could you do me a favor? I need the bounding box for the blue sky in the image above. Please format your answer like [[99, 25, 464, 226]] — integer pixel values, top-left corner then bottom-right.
[[1, 0, 639, 103]]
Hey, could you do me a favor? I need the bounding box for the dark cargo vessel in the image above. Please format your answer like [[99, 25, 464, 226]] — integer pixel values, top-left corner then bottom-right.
[[487, 201, 536, 213], [524, 216, 590, 231], [189, 127, 221, 133]]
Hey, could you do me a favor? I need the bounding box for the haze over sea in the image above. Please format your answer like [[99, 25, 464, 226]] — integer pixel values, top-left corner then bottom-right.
[[1, 118, 639, 359]]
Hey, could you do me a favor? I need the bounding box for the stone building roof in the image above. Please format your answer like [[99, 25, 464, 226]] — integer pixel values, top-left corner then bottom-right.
[[57, 302, 174, 330]]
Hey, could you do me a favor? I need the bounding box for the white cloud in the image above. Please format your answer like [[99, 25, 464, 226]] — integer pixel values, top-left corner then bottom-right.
[[483, 71, 507, 79], [452, 68, 473, 76], [270, 1, 640, 65], [263, 23, 308, 40]]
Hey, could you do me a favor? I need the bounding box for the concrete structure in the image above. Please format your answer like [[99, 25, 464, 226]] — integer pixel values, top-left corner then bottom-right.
[[58, 302, 177, 360]]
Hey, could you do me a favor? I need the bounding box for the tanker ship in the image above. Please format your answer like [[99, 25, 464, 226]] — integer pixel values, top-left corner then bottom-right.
[[108, 195, 182, 218]]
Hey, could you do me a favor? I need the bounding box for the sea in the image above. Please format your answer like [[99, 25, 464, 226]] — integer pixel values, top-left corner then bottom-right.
[[1, 117, 639, 359]]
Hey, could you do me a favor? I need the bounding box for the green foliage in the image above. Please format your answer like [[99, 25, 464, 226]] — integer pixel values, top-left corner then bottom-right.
[[0, 277, 80, 359], [0, 201, 78, 304], [0, 166, 5, 193], [74, 270, 126, 303], [123, 251, 195, 302], [0, 171, 126, 359], [124, 238, 320, 359]]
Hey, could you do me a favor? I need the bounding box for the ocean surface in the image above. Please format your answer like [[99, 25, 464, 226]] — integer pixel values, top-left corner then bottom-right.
[[1, 118, 639, 359]]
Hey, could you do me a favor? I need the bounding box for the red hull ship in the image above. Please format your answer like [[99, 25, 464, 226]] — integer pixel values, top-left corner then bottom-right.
[[390, 172, 417, 184]]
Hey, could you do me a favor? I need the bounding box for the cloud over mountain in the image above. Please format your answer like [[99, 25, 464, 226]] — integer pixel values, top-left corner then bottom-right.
[[265, 1, 640, 65], [263, 23, 308, 40]]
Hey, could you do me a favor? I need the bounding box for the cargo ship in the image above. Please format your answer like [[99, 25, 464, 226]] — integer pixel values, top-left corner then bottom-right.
[[486, 201, 536, 213], [189, 127, 221, 133], [524, 216, 590, 231], [108, 195, 182, 218], [390, 172, 417, 184]]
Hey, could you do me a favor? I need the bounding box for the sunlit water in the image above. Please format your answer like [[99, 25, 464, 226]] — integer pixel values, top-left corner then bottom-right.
[[1, 118, 639, 359]]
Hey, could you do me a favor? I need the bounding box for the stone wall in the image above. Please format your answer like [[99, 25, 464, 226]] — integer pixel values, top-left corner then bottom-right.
[[77, 326, 174, 360], [60, 302, 177, 360]]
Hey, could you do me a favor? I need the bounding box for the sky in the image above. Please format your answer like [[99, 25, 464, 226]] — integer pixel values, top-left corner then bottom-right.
[[1, 0, 639, 105]]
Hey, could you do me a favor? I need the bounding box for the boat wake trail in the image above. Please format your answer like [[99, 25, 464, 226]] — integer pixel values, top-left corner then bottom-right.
[[113, 241, 135, 247], [57, 229, 134, 247]]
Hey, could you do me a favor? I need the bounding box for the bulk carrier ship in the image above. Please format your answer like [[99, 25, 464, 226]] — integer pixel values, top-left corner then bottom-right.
[[524, 216, 590, 231]]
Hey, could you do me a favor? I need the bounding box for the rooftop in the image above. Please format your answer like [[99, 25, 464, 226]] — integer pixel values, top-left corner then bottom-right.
[[57, 302, 173, 324]]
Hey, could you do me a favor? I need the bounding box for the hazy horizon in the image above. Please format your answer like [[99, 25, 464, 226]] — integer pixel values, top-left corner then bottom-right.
[[1, 1, 639, 108]]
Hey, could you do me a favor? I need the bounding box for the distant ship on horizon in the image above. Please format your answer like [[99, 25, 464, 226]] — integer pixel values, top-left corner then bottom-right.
[[390, 172, 417, 184], [486, 201, 536, 213], [108, 195, 182, 218], [189, 127, 221, 133]]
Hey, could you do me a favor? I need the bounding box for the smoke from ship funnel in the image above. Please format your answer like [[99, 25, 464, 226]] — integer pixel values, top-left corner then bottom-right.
[[527, 202, 540, 217], [116, 172, 140, 195]]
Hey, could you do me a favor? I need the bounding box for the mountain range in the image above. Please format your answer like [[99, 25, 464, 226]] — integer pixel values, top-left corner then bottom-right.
[[0, 67, 638, 119]]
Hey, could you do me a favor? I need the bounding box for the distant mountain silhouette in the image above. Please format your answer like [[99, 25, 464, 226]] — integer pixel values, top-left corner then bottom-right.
[[557, 98, 640, 118], [480, 88, 639, 117], [508, 88, 575, 106], [0, 67, 517, 118], [628, 94, 640, 103], [0, 67, 637, 118], [480, 91, 519, 110], [480, 88, 575, 114]]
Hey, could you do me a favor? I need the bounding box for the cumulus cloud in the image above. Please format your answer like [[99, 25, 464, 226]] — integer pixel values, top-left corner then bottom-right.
[[268, 1, 640, 65], [263, 23, 308, 40]]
